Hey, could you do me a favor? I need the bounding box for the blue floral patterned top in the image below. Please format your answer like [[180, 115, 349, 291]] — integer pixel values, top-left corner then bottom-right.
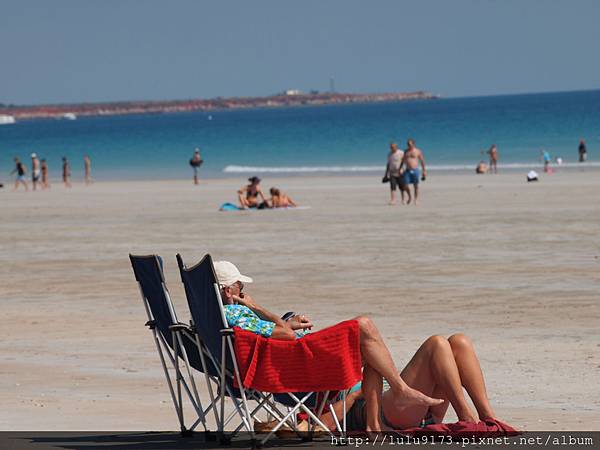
[[224, 304, 310, 338], [224, 304, 275, 337]]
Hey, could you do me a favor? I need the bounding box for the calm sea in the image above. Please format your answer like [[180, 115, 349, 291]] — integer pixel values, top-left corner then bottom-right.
[[1, 90, 599, 181]]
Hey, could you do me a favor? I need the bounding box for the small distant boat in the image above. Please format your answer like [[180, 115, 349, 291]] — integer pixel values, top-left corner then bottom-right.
[[62, 112, 77, 120], [0, 114, 16, 125]]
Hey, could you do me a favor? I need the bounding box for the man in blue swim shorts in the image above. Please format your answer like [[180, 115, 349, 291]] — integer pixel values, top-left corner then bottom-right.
[[400, 138, 427, 205]]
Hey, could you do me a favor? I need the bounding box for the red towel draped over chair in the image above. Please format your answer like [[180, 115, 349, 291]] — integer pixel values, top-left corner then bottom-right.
[[233, 319, 362, 393]]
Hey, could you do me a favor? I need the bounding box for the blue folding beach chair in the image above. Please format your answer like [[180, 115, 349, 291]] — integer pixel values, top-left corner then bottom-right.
[[175, 253, 345, 446], [129, 254, 218, 436]]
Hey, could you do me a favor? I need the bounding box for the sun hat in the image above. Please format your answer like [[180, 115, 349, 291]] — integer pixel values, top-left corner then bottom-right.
[[214, 261, 253, 287]]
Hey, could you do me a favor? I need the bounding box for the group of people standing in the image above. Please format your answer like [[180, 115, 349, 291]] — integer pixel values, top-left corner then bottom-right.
[[10, 154, 92, 191], [383, 138, 427, 206]]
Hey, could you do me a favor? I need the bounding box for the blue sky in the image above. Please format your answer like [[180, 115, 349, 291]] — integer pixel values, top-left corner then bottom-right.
[[2, 0, 599, 104]]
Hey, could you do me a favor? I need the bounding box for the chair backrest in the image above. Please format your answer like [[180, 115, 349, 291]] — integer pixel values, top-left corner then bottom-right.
[[129, 254, 178, 338], [176, 254, 232, 373], [129, 254, 203, 370]]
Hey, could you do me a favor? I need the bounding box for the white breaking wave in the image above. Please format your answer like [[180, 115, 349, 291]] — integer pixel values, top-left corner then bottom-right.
[[223, 162, 600, 173]]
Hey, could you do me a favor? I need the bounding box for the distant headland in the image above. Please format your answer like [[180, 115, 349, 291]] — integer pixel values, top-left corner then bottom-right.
[[0, 91, 438, 121]]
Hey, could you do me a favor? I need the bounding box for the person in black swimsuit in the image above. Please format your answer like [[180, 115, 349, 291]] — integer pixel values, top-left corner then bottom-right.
[[11, 157, 29, 191], [237, 176, 267, 209]]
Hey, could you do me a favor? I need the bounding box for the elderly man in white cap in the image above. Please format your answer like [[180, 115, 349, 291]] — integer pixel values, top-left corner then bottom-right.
[[213, 260, 444, 432]]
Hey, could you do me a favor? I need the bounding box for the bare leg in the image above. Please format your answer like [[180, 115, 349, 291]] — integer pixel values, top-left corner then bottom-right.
[[389, 188, 396, 205], [381, 335, 477, 429], [317, 390, 362, 431], [362, 364, 383, 432], [238, 193, 248, 209], [354, 316, 443, 411], [413, 185, 419, 206], [448, 333, 495, 420]]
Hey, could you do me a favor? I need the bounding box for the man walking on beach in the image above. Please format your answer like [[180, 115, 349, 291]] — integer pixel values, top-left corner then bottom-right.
[[189, 148, 203, 185], [84, 155, 92, 184], [400, 138, 427, 205], [487, 144, 498, 174], [384, 142, 408, 205], [31, 153, 41, 190]]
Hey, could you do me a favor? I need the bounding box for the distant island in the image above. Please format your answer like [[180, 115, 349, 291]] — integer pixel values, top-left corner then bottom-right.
[[0, 91, 438, 121]]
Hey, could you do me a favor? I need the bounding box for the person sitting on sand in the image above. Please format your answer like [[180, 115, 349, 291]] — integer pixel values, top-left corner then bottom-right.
[[476, 161, 488, 174], [237, 176, 267, 209], [268, 187, 297, 208], [214, 260, 444, 419]]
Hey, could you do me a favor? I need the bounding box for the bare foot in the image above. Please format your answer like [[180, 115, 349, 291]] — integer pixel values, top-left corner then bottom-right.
[[458, 411, 479, 423], [389, 201, 396, 205], [392, 386, 444, 410]]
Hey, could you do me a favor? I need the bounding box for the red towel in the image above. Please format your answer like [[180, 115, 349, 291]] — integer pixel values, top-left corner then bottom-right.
[[404, 418, 518, 437], [233, 320, 362, 393]]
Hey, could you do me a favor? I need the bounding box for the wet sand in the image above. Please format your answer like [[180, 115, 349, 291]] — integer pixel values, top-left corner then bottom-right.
[[1, 170, 599, 431]]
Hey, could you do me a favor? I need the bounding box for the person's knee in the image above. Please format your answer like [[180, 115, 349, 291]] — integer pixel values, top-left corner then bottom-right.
[[424, 335, 450, 353], [448, 333, 473, 353], [354, 315, 376, 337]]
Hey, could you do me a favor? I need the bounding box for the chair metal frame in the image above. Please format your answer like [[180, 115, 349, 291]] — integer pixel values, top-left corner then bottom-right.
[[176, 253, 348, 446]]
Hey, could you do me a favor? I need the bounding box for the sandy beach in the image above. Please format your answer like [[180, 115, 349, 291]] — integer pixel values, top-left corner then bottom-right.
[[1, 170, 599, 431]]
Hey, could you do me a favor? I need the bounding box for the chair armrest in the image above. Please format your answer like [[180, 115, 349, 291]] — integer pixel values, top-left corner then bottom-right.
[[220, 328, 234, 336], [169, 322, 192, 332]]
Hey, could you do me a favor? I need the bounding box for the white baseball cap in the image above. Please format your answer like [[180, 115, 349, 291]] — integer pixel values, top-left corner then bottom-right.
[[31, 153, 37, 158], [214, 261, 253, 286]]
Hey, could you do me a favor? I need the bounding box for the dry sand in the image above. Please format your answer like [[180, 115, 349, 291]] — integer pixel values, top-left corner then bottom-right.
[[1, 170, 599, 431]]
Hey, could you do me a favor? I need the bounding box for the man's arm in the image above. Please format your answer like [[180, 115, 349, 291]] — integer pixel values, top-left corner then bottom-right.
[[233, 294, 297, 340], [419, 151, 426, 175]]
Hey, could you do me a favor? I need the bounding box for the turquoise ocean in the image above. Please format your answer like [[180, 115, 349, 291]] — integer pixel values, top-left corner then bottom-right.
[[1, 90, 599, 181]]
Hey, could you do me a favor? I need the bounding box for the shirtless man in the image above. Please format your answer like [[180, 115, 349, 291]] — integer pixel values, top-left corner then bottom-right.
[[31, 153, 41, 191], [215, 261, 444, 417], [399, 139, 426, 205], [487, 144, 498, 174], [237, 176, 267, 209]]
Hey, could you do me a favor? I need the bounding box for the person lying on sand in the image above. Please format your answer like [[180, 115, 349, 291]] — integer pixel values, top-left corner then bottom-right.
[[214, 260, 444, 415], [268, 187, 297, 208], [237, 176, 267, 209], [302, 332, 500, 433]]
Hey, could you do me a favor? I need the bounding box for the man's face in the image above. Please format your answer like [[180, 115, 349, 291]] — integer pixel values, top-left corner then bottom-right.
[[223, 281, 243, 304]]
